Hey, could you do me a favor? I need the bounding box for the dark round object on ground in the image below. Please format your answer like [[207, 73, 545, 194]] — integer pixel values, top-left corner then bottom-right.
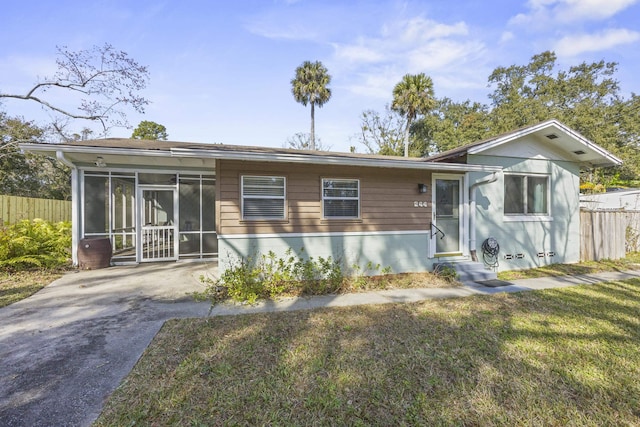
[[78, 238, 112, 270]]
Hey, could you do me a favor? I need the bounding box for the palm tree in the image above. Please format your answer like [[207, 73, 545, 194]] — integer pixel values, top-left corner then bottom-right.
[[291, 61, 332, 150], [391, 73, 435, 157]]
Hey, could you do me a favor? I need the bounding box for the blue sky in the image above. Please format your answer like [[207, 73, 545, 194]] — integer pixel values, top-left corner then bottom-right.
[[2, 0, 639, 152]]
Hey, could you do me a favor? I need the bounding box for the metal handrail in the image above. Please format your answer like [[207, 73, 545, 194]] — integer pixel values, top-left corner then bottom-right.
[[430, 222, 445, 240]]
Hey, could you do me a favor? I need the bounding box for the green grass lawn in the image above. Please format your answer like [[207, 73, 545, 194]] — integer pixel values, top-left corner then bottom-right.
[[95, 278, 640, 426], [498, 252, 640, 280], [0, 270, 63, 308]]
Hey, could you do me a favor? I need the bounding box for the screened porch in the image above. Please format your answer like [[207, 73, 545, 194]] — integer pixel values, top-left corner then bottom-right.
[[82, 171, 217, 263]]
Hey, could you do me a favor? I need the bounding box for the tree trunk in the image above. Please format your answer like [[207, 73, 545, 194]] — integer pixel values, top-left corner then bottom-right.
[[310, 102, 316, 151], [404, 118, 411, 157]]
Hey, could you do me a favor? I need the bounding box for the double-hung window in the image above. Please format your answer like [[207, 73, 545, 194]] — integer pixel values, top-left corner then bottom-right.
[[504, 174, 549, 216], [241, 175, 286, 220], [322, 178, 359, 219]]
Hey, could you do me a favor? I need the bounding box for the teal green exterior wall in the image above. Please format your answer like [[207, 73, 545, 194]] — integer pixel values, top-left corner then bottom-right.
[[468, 154, 580, 271], [218, 231, 432, 274]]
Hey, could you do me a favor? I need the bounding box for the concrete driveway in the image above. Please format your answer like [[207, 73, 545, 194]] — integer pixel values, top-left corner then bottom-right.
[[0, 262, 216, 427]]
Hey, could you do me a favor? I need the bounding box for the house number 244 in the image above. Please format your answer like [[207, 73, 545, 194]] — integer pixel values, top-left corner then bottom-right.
[[413, 201, 428, 208]]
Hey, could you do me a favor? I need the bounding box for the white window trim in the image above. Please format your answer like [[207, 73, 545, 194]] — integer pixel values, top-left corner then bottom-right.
[[241, 175, 286, 220], [322, 178, 360, 219], [503, 173, 552, 220]]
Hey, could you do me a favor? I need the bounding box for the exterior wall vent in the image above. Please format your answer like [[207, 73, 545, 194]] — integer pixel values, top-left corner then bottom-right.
[[515, 253, 525, 259], [546, 134, 559, 140], [504, 254, 513, 260], [537, 252, 545, 258], [573, 150, 586, 155], [547, 251, 555, 257]]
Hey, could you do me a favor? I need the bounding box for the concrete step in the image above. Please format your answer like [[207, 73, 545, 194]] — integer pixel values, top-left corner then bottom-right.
[[434, 261, 497, 282]]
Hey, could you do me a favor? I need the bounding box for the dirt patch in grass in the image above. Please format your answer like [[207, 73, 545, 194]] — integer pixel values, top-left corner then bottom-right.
[[338, 272, 459, 293], [376, 271, 457, 288], [96, 278, 640, 426], [0, 270, 64, 308]]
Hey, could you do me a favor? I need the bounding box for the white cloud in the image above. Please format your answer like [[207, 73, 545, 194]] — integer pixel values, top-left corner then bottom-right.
[[333, 42, 385, 64], [329, 16, 485, 100], [407, 39, 485, 71], [555, 28, 640, 56], [559, 0, 638, 21], [511, 0, 639, 25], [385, 16, 468, 42], [500, 31, 515, 43], [245, 21, 320, 41], [347, 68, 404, 99]]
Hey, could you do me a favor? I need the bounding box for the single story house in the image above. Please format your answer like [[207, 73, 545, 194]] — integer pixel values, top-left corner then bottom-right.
[[21, 119, 621, 274]]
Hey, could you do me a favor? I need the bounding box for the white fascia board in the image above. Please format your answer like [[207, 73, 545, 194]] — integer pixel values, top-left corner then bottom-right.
[[169, 147, 501, 173], [20, 143, 173, 158], [557, 123, 623, 165]]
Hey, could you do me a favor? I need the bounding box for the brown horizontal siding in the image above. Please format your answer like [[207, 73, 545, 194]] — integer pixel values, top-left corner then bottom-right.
[[218, 159, 436, 235]]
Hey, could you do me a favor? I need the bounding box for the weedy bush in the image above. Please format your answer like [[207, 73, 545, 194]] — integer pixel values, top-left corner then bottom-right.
[[196, 248, 392, 304], [349, 261, 393, 289], [0, 219, 72, 271], [432, 263, 459, 283]]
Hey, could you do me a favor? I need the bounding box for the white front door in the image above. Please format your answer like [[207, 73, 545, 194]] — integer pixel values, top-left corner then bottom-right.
[[432, 175, 464, 257], [139, 187, 178, 262]]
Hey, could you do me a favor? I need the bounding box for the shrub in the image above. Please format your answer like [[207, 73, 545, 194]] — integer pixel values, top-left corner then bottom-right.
[[0, 219, 72, 271], [196, 249, 387, 304], [432, 263, 459, 283]]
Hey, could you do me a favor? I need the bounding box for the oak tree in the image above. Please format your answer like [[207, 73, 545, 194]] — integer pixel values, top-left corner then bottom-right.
[[131, 121, 168, 140]]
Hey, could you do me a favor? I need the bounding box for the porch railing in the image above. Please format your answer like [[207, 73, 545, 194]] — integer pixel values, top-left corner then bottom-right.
[[142, 226, 175, 261]]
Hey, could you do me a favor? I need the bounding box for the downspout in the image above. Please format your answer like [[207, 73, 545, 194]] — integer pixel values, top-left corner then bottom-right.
[[56, 151, 80, 266], [469, 172, 498, 262], [56, 150, 75, 168]]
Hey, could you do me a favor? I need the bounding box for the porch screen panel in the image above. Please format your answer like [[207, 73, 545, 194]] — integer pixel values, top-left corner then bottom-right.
[[179, 179, 201, 231], [202, 178, 217, 255], [178, 175, 217, 259], [84, 175, 108, 234], [111, 177, 136, 257], [202, 179, 216, 231], [202, 233, 218, 254], [179, 179, 201, 256]]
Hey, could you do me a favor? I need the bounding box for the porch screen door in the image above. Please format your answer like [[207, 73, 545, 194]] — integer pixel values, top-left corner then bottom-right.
[[433, 177, 463, 256], [140, 188, 177, 261]]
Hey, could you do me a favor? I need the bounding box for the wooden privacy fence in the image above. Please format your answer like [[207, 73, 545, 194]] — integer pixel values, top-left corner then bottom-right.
[[580, 209, 640, 261], [0, 195, 71, 225]]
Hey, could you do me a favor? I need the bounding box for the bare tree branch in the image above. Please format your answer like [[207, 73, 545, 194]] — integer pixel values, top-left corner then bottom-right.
[[0, 43, 150, 132]]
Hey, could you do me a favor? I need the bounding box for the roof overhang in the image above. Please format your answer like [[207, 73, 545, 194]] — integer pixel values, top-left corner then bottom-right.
[[20, 142, 502, 173], [467, 120, 622, 167]]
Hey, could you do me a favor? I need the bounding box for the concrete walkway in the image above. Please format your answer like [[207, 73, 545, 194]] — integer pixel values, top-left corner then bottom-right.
[[209, 269, 640, 315], [1, 265, 639, 427]]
